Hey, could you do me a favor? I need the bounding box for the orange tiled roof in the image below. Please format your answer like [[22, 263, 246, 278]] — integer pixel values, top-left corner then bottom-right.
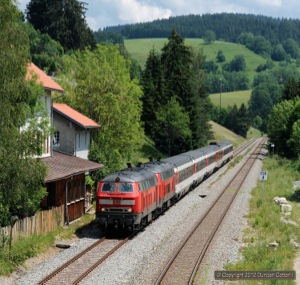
[[53, 103, 101, 128], [26, 63, 64, 93]]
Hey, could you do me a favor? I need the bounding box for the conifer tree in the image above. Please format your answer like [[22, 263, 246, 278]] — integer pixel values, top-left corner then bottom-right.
[[161, 29, 212, 152], [141, 29, 213, 154], [141, 48, 165, 136], [26, 0, 95, 51], [237, 103, 250, 137], [161, 29, 193, 106]]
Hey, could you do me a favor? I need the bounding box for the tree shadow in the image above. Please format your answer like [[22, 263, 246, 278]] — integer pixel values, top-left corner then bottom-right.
[[140, 143, 164, 161], [74, 220, 101, 239], [286, 189, 300, 202]]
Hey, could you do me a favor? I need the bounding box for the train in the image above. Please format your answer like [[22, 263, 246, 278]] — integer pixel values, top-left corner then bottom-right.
[[96, 141, 234, 232]]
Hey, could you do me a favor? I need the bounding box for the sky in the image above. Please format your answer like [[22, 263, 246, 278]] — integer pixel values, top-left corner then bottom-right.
[[17, 0, 300, 31]]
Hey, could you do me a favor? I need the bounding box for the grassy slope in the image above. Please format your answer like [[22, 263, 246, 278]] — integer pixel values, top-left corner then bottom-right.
[[125, 38, 265, 108], [209, 121, 246, 147], [210, 90, 252, 108], [125, 38, 266, 83], [134, 121, 248, 165]]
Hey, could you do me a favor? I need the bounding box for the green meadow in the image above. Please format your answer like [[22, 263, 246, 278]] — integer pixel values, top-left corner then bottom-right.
[[125, 38, 266, 83], [125, 38, 261, 108], [209, 90, 252, 108]]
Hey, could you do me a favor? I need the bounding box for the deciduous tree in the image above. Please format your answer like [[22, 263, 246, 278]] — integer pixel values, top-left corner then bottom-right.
[[216, 50, 225, 62], [268, 100, 296, 157], [283, 38, 300, 59], [0, 0, 47, 226], [59, 44, 144, 178], [282, 78, 300, 101], [153, 97, 191, 156], [203, 30, 216, 44]]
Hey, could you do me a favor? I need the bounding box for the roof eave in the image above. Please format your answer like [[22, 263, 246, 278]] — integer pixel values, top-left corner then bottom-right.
[[53, 108, 101, 129], [45, 87, 64, 93], [45, 167, 102, 183]]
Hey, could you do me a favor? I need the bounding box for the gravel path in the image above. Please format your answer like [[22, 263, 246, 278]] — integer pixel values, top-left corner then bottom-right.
[[3, 139, 265, 285]]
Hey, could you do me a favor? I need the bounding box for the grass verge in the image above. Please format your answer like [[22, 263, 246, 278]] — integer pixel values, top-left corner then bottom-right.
[[0, 208, 96, 276], [226, 155, 300, 284]]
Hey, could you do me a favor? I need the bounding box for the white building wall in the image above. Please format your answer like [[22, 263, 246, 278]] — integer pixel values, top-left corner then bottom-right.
[[53, 114, 75, 155], [53, 112, 91, 159], [75, 130, 90, 159], [42, 91, 52, 158]]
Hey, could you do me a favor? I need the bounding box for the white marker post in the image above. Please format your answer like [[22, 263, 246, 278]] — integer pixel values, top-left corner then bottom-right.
[[259, 171, 268, 202], [271, 143, 275, 155]]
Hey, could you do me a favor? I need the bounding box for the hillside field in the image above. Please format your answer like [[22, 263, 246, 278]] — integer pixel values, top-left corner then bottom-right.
[[125, 38, 267, 83], [209, 121, 248, 146], [209, 90, 252, 108]]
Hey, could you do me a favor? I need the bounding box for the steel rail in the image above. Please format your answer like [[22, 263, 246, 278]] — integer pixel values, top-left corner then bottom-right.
[[154, 137, 266, 285]]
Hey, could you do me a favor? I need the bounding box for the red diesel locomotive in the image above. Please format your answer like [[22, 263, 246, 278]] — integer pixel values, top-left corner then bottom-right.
[[96, 141, 233, 232]]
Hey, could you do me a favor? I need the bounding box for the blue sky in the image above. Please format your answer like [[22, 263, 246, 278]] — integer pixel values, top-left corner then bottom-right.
[[18, 0, 299, 31]]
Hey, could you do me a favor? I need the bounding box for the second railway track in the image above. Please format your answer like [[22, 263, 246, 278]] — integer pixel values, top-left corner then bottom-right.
[[155, 137, 267, 285]]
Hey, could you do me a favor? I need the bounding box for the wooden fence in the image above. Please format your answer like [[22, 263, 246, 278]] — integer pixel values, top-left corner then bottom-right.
[[0, 205, 64, 240]]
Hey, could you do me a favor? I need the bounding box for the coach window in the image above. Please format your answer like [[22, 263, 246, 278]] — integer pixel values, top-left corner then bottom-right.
[[197, 160, 206, 171]]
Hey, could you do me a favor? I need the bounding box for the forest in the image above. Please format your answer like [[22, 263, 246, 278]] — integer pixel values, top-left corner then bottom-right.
[[1, 0, 300, 227], [104, 13, 300, 45]]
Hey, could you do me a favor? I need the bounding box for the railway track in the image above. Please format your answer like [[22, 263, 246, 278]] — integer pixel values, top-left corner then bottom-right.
[[233, 137, 256, 157], [38, 235, 130, 285], [36, 138, 261, 285], [154, 137, 267, 285]]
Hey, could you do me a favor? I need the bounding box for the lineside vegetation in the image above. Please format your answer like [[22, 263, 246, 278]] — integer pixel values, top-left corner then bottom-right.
[[225, 155, 300, 284]]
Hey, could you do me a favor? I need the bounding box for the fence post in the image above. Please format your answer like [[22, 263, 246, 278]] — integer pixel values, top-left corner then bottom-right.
[[9, 215, 19, 260]]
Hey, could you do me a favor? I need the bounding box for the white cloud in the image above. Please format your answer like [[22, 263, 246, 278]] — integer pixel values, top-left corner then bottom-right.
[[153, 0, 254, 16], [115, 0, 172, 24], [251, 0, 282, 8], [85, 0, 172, 30]]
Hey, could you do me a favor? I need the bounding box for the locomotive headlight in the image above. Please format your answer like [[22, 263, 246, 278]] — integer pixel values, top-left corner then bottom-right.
[[127, 208, 132, 213], [101, 208, 106, 212]]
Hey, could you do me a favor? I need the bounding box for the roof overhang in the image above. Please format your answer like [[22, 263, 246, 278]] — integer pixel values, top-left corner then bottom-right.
[[42, 151, 104, 183]]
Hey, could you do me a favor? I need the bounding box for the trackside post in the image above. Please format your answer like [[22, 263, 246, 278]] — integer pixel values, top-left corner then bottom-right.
[[259, 171, 268, 202]]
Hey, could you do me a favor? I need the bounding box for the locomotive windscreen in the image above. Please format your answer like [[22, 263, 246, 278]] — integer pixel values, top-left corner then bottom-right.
[[102, 183, 116, 192], [119, 183, 134, 193]]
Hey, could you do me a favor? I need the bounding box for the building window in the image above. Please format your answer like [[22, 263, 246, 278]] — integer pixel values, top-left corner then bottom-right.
[[67, 179, 85, 203], [53, 131, 60, 146]]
